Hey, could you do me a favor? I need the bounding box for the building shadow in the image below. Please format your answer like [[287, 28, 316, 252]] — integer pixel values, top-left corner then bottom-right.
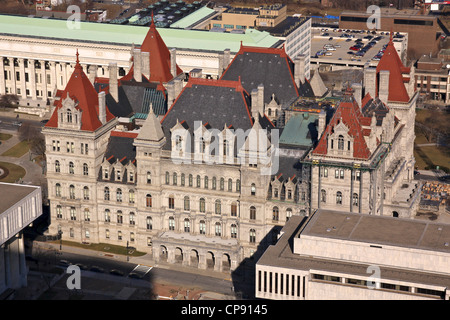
[[230, 225, 283, 299]]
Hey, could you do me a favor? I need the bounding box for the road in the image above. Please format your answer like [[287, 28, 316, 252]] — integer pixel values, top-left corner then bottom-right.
[[29, 242, 236, 296]]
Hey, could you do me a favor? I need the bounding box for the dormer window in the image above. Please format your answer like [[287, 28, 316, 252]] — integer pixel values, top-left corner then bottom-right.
[[103, 168, 109, 179], [67, 108, 72, 123], [338, 135, 344, 150], [116, 169, 121, 181]]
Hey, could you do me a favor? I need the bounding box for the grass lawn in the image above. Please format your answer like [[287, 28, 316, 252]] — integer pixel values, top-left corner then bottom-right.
[[1, 140, 30, 157], [0, 161, 26, 182], [51, 240, 147, 257], [414, 146, 450, 171], [0, 133, 12, 141]]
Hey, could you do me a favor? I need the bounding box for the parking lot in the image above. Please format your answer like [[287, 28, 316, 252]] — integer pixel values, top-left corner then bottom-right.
[[311, 27, 407, 68]]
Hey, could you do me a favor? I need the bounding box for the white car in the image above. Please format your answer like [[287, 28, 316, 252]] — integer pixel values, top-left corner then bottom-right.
[[325, 52, 333, 56], [327, 47, 336, 51]]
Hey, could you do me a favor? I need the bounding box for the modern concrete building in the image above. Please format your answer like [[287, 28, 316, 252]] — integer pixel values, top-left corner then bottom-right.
[[0, 182, 43, 298], [256, 209, 450, 300], [414, 54, 450, 103]]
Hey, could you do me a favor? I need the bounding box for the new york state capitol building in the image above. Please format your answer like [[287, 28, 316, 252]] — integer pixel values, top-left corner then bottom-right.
[[37, 16, 425, 281]]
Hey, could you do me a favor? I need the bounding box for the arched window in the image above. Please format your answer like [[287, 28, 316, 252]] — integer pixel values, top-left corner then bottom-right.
[[215, 222, 222, 236], [352, 193, 359, 206], [251, 183, 256, 196], [168, 217, 175, 230], [117, 211, 123, 224], [146, 216, 152, 230], [199, 137, 206, 153], [55, 183, 61, 197], [146, 171, 151, 184], [204, 176, 208, 189], [199, 198, 206, 213], [173, 172, 177, 185], [165, 171, 170, 184], [83, 163, 88, 176], [69, 185, 75, 199], [129, 212, 135, 225], [199, 220, 206, 234], [104, 187, 110, 201], [393, 211, 399, 218], [184, 218, 190, 233], [55, 160, 60, 173], [116, 188, 122, 202], [228, 179, 233, 192], [83, 186, 89, 200], [220, 178, 225, 190], [215, 199, 221, 214], [249, 229, 256, 243], [272, 206, 279, 221], [67, 108, 72, 123], [212, 177, 217, 190], [338, 135, 344, 150], [336, 191, 342, 205], [223, 139, 229, 156], [189, 174, 193, 187], [321, 189, 326, 203], [129, 189, 135, 204], [181, 173, 185, 186], [104, 209, 111, 222], [184, 196, 190, 211], [56, 205, 62, 219], [69, 161, 74, 174], [236, 179, 241, 192], [230, 224, 237, 238], [196, 175, 201, 188], [250, 206, 256, 220]]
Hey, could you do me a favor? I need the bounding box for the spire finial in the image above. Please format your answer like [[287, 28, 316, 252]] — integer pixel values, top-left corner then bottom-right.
[[76, 49, 80, 64]]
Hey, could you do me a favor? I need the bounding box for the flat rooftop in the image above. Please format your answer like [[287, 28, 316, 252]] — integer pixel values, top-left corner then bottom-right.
[[0, 182, 39, 213], [257, 214, 450, 288], [341, 8, 436, 19], [0, 14, 280, 52], [302, 210, 450, 253]]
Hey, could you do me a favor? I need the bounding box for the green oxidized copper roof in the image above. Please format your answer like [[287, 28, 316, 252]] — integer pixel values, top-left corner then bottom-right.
[[0, 14, 279, 52], [169, 5, 215, 29], [279, 112, 319, 147]]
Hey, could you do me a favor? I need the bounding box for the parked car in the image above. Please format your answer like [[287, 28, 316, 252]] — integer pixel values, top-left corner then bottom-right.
[[110, 269, 125, 276], [90, 266, 105, 273]]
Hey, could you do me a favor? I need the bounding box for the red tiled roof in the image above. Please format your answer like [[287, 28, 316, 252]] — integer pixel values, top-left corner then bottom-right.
[[313, 90, 372, 160], [110, 131, 139, 138], [376, 36, 410, 103], [136, 17, 182, 83], [45, 51, 114, 131]]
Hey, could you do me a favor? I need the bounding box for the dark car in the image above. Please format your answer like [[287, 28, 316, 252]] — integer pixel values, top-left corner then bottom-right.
[[128, 272, 143, 279], [438, 175, 450, 183], [90, 266, 105, 273], [110, 269, 125, 276]]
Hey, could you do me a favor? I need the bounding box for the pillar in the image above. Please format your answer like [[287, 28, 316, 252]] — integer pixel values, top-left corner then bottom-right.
[[50, 61, 57, 93], [0, 57, 5, 95], [11, 59, 17, 95], [18, 58, 26, 99], [41, 61, 48, 103], [29, 59, 36, 100]]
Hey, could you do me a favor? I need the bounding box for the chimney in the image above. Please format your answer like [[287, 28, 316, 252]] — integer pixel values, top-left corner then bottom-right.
[[98, 91, 106, 124], [166, 80, 176, 107], [174, 77, 183, 101], [170, 48, 177, 79], [218, 49, 231, 78], [251, 89, 259, 121], [141, 51, 150, 80], [318, 110, 326, 140], [294, 55, 306, 87], [378, 70, 390, 104], [88, 65, 97, 84], [363, 64, 377, 98], [133, 48, 142, 82], [108, 62, 118, 102], [257, 84, 264, 117], [351, 82, 362, 107]]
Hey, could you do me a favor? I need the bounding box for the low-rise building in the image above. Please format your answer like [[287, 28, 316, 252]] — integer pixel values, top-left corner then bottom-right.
[[0, 182, 43, 299], [256, 209, 450, 300]]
